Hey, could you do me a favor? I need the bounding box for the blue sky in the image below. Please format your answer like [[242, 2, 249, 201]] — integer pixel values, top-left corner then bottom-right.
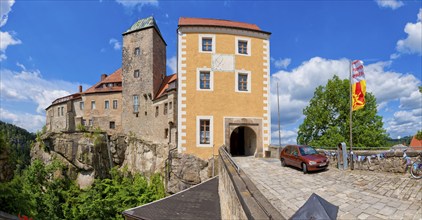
[[1, 0, 421, 144]]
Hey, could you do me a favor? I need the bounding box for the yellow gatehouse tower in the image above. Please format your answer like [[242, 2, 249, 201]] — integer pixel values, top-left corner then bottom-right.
[[177, 18, 271, 160]]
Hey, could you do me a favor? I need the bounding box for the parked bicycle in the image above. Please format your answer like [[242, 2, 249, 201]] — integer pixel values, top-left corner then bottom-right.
[[410, 153, 422, 179]]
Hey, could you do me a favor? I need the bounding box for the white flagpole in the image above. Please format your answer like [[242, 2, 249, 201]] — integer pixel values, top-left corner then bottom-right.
[[277, 82, 281, 148], [349, 60, 354, 170]]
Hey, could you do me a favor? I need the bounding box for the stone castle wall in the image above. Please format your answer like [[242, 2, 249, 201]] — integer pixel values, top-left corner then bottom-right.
[[121, 27, 175, 144], [327, 150, 421, 173]]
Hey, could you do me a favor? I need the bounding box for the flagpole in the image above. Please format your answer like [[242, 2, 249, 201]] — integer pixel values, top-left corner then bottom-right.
[[349, 60, 354, 170], [277, 82, 281, 148]]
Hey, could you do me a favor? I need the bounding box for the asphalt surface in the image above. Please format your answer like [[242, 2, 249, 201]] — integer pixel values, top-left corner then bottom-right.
[[123, 177, 220, 220]]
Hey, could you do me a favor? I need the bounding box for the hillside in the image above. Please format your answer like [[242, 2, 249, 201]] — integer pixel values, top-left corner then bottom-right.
[[0, 121, 35, 181]]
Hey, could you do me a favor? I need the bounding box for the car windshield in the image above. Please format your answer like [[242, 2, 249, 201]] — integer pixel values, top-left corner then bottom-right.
[[299, 146, 318, 156]]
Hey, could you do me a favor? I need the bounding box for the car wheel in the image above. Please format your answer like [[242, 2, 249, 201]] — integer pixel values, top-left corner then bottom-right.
[[280, 158, 286, 167], [302, 163, 308, 174]]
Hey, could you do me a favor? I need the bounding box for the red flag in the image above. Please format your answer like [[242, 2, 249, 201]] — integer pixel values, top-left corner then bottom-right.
[[351, 60, 366, 111]]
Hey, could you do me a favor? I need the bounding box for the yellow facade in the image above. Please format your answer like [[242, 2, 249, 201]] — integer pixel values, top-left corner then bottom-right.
[[178, 24, 271, 160]]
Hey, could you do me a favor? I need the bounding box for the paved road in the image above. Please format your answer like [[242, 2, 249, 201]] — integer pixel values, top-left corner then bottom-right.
[[233, 157, 422, 220]]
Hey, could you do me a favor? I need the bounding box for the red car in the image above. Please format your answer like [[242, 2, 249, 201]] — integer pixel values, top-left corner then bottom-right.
[[279, 145, 329, 174]]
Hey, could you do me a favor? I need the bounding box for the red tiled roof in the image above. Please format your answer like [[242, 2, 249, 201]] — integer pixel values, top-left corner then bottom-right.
[[178, 17, 261, 32], [102, 68, 122, 83], [84, 68, 122, 94], [155, 74, 177, 100], [410, 136, 422, 151]]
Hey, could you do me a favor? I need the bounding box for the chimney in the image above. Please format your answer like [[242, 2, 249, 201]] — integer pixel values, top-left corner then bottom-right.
[[101, 74, 107, 81], [78, 85, 83, 93]]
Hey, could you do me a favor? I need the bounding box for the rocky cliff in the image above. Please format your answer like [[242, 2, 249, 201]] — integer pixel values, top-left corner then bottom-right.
[[32, 131, 213, 192]]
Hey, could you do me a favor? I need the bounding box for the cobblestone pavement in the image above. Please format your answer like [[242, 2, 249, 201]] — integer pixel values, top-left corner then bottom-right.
[[233, 157, 422, 220]]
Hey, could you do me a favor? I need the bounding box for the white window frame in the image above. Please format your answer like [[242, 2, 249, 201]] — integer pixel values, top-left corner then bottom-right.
[[112, 100, 118, 109], [104, 100, 110, 109], [80, 101, 84, 110], [91, 100, 96, 110], [133, 95, 139, 113], [235, 70, 252, 93], [196, 68, 213, 91], [196, 116, 213, 147], [235, 37, 251, 56], [198, 34, 215, 53]]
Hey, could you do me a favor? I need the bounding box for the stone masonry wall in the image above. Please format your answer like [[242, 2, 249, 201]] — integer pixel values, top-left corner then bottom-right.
[[122, 27, 172, 144], [327, 150, 421, 173], [218, 154, 248, 220]]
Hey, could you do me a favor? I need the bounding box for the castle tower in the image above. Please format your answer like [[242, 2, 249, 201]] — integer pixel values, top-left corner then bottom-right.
[[121, 16, 168, 138], [177, 18, 271, 159]]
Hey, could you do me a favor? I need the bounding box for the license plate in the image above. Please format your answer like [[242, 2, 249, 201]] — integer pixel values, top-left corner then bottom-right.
[[319, 163, 326, 166]]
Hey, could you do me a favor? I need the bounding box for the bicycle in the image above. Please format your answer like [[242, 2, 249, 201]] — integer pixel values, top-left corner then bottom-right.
[[410, 153, 422, 179]]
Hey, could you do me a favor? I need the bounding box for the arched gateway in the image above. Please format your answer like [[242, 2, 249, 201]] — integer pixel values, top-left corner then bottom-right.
[[225, 118, 263, 157], [230, 126, 257, 156]]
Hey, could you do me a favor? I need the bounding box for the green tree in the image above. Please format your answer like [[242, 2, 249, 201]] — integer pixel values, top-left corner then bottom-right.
[[297, 75, 388, 148], [416, 130, 422, 140]]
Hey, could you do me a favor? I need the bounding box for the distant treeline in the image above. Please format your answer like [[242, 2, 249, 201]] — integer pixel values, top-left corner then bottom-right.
[[0, 120, 35, 172]]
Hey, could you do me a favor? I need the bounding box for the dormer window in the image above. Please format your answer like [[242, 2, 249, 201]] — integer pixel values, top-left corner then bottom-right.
[[134, 47, 140, 56]]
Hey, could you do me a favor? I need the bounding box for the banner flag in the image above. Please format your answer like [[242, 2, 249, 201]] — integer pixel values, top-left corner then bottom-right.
[[351, 60, 366, 111]]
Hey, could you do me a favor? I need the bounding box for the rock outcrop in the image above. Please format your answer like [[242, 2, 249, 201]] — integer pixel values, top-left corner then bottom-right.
[[31, 131, 215, 192], [0, 150, 14, 182], [121, 137, 169, 176], [167, 151, 214, 194], [31, 132, 112, 188]]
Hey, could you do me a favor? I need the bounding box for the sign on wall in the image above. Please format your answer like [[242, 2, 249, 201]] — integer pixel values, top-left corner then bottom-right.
[[212, 54, 234, 72]]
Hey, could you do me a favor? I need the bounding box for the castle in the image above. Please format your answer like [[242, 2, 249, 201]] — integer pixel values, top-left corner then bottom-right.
[[45, 16, 271, 160]]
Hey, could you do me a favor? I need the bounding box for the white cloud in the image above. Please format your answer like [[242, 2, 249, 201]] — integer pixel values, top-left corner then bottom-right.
[[0, 108, 45, 133], [375, 0, 404, 10], [390, 53, 400, 60], [270, 57, 422, 142], [0, 0, 20, 61], [396, 9, 422, 55], [365, 61, 421, 108], [400, 90, 422, 110], [272, 58, 291, 69], [167, 56, 177, 73], [0, 31, 21, 52], [385, 109, 422, 138], [0, 0, 15, 27], [271, 129, 297, 146], [115, 0, 158, 10], [0, 67, 86, 114], [109, 38, 121, 50]]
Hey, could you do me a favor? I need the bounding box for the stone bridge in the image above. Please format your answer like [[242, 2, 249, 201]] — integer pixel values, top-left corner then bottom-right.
[[125, 147, 421, 219], [226, 154, 421, 219]]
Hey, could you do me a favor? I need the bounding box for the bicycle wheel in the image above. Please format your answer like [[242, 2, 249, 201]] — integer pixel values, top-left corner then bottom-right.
[[410, 161, 422, 179]]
